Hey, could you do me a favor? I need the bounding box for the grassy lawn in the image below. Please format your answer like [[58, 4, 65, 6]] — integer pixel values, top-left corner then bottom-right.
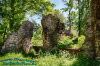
[[0, 51, 99, 66]]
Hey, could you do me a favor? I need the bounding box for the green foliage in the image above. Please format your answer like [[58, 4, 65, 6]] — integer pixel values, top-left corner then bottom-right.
[[78, 35, 85, 45], [0, 35, 4, 45], [0, 0, 98, 66], [72, 56, 100, 66], [58, 35, 73, 49], [58, 35, 85, 49], [0, 0, 55, 41], [77, 0, 90, 36], [71, 35, 85, 48], [62, 0, 90, 35], [0, 52, 99, 66], [62, 0, 74, 11], [32, 25, 43, 46], [52, 9, 66, 23], [62, 0, 75, 29], [44, 9, 66, 23]]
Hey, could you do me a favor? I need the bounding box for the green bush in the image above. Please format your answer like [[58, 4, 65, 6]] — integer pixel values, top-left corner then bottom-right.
[[57, 35, 73, 49], [71, 35, 85, 48], [57, 35, 85, 49], [0, 35, 4, 46], [32, 27, 43, 46]]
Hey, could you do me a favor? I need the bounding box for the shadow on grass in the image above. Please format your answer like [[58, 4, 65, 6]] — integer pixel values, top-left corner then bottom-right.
[[0, 52, 7, 57], [0, 50, 22, 57], [0, 50, 36, 58], [21, 51, 37, 58], [72, 56, 100, 66]]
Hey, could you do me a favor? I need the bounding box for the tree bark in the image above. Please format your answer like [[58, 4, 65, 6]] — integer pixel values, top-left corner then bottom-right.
[[78, 0, 81, 36], [82, 0, 100, 59]]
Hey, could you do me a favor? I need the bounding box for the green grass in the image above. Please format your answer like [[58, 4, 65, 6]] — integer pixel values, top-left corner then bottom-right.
[[0, 51, 99, 66], [0, 32, 99, 66]]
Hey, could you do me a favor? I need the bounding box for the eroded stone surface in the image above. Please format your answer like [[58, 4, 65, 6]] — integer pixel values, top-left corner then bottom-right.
[[41, 14, 65, 50], [1, 21, 34, 53]]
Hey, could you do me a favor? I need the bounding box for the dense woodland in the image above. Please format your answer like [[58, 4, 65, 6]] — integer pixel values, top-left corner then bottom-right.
[[0, 0, 100, 66]]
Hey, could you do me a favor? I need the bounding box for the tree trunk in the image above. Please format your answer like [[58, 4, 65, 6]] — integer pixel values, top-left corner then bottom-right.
[[78, 0, 81, 36], [82, 0, 100, 59]]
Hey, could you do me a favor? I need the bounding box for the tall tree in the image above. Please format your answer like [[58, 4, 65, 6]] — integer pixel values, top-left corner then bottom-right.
[[78, 0, 81, 36], [77, 0, 90, 36], [0, 0, 55, 41], [62, 0, 74, 31], [82, 0, 100, 59]]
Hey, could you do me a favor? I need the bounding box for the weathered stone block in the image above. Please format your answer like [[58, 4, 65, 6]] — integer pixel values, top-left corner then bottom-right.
[[41, 14, 65, 50], [1, 21, 34, 53]]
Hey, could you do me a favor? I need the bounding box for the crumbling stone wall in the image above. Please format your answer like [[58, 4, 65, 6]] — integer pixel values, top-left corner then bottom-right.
[[1, 21, 34, 53], [41, 14, 65, 50]]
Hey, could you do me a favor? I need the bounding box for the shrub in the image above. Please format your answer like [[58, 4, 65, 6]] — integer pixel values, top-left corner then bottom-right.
[[57, 35, 73, 49], [57, 35, 86, 49], [0, 35, 4, 46], [32, 28, 43, 46], [71, 35, 85, 48]]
